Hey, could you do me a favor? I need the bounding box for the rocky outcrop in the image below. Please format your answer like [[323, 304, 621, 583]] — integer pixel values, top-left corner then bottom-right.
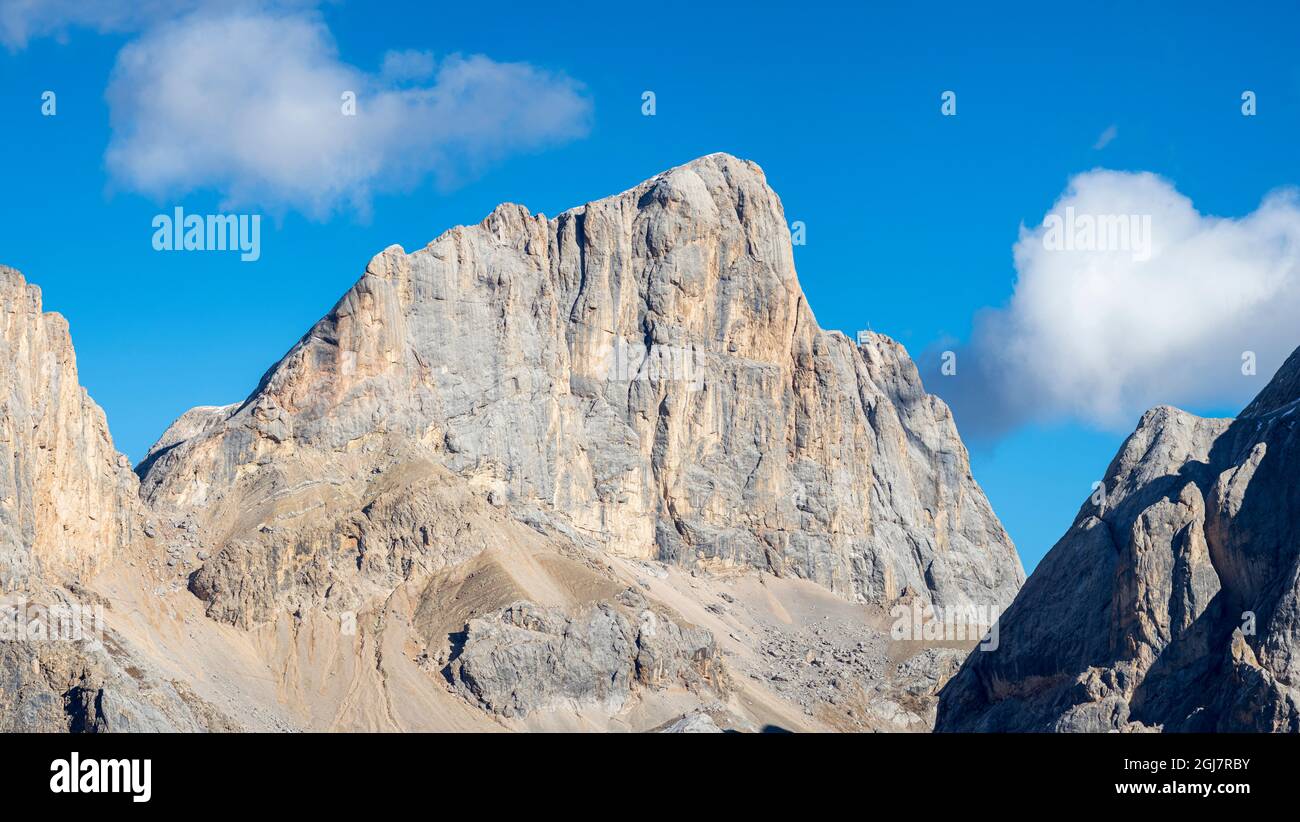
[[937, 347, 1300, 732], [447, 597, 723, 718], [0, 267, 140, 587], [137, 153, 1022, 632], [0, 607, 241, 733], [0, 267, 240, 731]]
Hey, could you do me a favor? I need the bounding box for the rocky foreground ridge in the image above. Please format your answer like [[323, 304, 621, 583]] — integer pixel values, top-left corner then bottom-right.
[[1, 154, 1022, 731], [938, 347, 1300, 732]]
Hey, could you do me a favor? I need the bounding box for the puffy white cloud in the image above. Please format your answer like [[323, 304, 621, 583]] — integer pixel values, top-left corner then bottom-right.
[[103, 10, 591, 216], [932, 170, 1300, 436]]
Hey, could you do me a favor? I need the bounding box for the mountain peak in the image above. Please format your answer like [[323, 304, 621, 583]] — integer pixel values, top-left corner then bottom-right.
[[0, 154, 1023, 732], [1240, 345, 1300, 419], [139, 151, 1021, 637]]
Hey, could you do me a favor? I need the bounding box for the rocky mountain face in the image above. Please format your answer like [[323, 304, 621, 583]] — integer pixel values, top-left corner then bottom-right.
[[0, 267, 139, 586], [2, 154, 1023, 731], [137, 153, 1022, 629], [937, 348, 1300, 732]]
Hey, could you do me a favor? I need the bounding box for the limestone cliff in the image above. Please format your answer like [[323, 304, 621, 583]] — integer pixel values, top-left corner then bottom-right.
[[0, 266, 139, 586]]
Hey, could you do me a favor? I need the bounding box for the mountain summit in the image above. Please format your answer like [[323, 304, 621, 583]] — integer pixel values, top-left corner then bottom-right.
[[3, 154, 1022, 731], [138, 153, 1023, 629]]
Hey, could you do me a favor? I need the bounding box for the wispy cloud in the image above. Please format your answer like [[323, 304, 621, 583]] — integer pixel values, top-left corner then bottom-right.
[[1093, 124, 1118, 150], [928, 170, 1300, 437], [0, 0, 274, 49]]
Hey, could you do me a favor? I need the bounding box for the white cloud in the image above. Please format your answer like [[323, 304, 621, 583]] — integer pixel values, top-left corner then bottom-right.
[[933, 170, 1300, 436], [1093, 124, 1118, 150], [103, 10, 591, 216]]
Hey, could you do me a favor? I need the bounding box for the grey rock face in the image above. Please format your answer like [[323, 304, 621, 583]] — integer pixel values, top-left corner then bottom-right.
[[937, 347, 1300, 732], [448, 599, 723, 718], [138, 153, 1023, 629]]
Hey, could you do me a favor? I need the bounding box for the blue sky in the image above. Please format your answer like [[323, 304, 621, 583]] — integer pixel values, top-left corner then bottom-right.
[[2, 0, 1298, 571]]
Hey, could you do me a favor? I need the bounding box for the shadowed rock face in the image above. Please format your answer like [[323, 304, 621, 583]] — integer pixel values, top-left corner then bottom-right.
[[137, 153, 1022, 630], [937, 348, 1300, 732]]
